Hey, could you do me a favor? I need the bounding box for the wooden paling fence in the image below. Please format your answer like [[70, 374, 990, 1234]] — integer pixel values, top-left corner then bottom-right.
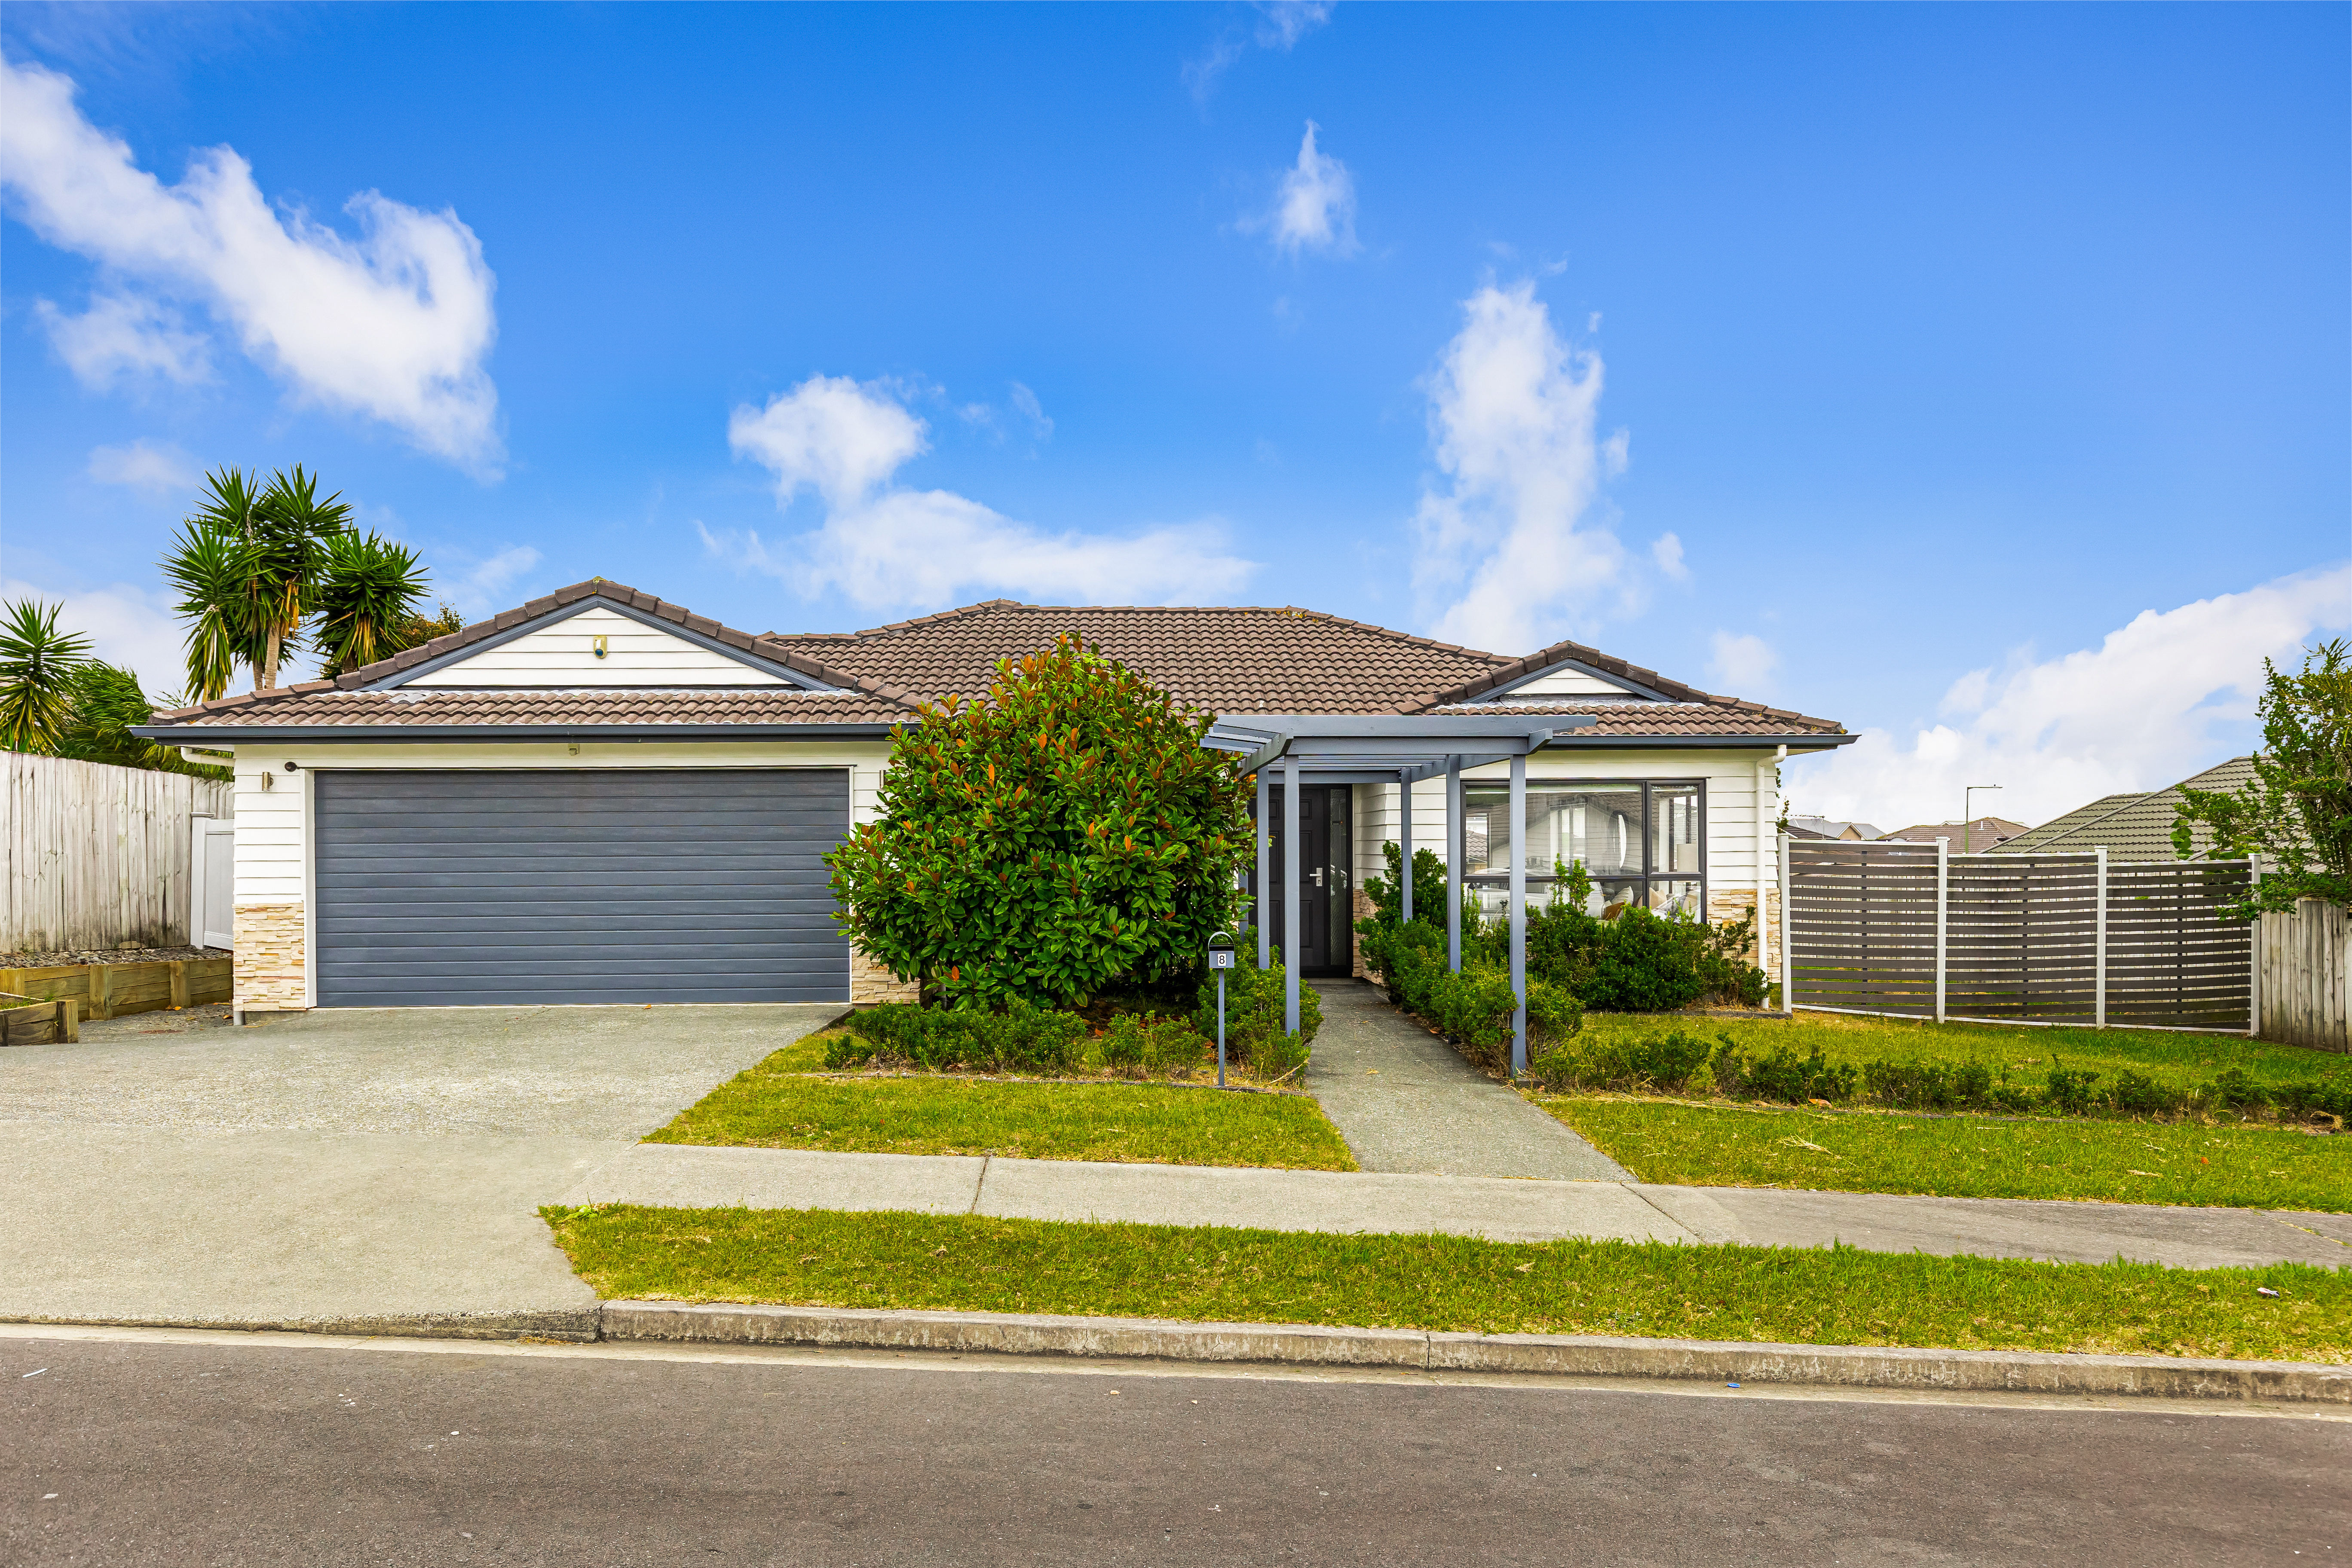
[[2257, 897, 2348, 1052], [1782, 839, 2254, 1033], [3, 753, 236, 953]]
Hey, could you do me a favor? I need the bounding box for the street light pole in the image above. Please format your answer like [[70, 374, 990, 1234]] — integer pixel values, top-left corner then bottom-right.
[[1962, 784, 2002, 855]]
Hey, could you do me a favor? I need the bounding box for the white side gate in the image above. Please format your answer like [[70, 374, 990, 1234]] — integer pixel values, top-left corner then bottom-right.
[[189, 816, 236, 950]]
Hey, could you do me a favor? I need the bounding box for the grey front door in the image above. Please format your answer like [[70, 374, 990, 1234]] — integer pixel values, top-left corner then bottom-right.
[[312, 768, 850, 1006], [1264, 783, 1353, 977]]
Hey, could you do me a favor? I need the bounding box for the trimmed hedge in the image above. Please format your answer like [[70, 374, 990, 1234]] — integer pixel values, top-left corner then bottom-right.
[[1191, 946, 1320, 1081], [1365, 920, 1583, 1076], [1535, 1027, 2352, 1124], [827, 1004, 1088, 1073]]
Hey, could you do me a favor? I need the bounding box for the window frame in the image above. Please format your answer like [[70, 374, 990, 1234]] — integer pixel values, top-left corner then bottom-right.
[[1460, 776, 1708, 919]]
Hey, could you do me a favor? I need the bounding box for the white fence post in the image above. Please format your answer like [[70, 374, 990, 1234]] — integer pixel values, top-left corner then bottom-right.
[[1934, 836, 1948, 1024], [2093, 845, 2107, 1030], [1779, 830, 1793, 1013], [2248, 852, 2262, 1038]]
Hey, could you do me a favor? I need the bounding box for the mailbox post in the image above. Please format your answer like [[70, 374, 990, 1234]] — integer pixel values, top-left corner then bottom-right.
[[1207, 930, 1237, 1087]]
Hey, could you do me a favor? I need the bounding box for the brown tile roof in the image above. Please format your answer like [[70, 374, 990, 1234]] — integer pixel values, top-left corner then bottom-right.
[[763, 600, 1507, 715], [153, 689, 914, 730], [1424, 699, 1845, 736], [142, 579, 1847, 741]]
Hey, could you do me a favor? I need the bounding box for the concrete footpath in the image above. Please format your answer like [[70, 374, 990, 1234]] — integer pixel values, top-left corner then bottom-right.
[[1302, 979, 1630, 1179], [570, 1142, 2352, 1270]]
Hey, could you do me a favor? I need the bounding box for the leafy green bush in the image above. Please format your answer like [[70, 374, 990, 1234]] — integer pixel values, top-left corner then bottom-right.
[[826, 634, 1253, 1011], [1529, 1029, 1712, 1093], [1709, 1037, 1860, 1103], [1372, 920, 1582, 1076], [830, 1004, 1088, 1073], [1191, 941, 1320, 1079], [1099, 1013, 1210, 1075]]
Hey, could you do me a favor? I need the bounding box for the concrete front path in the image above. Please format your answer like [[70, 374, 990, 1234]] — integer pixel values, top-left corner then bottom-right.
[[572, 1142, 2352, 1270], [1303, 978, 1630, 1179], [0, 1004, 844, 1335]]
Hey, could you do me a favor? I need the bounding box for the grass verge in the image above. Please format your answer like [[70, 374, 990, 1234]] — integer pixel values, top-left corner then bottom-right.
[[1579, 1010, 2342, 1095], [648, 1045, 1357, 1170], [1540, 1096, 2352, 1211], [541, 1204, 2352, 1363]]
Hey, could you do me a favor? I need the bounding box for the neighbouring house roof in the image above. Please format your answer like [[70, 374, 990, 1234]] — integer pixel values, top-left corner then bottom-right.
[[1880, 817, 2030, 850], [1788, 815, 1883, 841], [139, 579, 1850, 745], [1990, 757, 2258, 860]]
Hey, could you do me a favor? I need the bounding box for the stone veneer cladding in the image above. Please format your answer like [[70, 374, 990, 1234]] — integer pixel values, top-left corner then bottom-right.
[[234, 903, 306, 1010], [850, 947, 919, 1004]]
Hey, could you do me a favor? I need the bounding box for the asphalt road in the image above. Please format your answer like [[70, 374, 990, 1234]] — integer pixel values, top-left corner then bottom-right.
[[4, 1331, 2346, 1568]]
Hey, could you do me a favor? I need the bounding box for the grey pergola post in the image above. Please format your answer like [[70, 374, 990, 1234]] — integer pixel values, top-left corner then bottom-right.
[[1283, 757, 1302, 1036], [1398, 776, 1412, 923], [1509, 752, 1528, 1075], [1446, 758, 1463, 973], [1255, 767, 1271, 970]]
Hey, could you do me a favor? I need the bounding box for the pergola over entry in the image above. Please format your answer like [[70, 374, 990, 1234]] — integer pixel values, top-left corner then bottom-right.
[[1203, 713, 1596, 1075]]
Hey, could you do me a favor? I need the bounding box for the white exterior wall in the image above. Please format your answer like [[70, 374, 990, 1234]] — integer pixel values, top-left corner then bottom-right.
[[404, 606, 793, 686], [227, 738, 895, 1008]]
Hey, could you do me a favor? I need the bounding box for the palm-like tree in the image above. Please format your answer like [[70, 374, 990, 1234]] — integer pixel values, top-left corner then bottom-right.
[[160, 466, 436, 698], [313, 532, 432, 678], [0, 598, 92, 753]]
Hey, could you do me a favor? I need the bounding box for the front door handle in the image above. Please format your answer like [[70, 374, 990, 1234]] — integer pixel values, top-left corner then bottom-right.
[[1312, 868, 1324, 888]]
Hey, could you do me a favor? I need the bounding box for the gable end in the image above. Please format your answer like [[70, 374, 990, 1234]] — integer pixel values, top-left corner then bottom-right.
[[369, 597, 841, 691]]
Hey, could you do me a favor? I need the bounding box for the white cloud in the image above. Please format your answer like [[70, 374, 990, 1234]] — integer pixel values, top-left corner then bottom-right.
[[728, 375, 927, 510], [1651, 532, 1687, 582], [1412, 280, 1626, 654], [1709, 630, 1777, 693], [0, 55, 501, 471], [717, 374, 1256, 612], [1, 576, 188, 696], [86, 437, 199, 493], [1008, 382, 1053, 442], [1253, 122, 1358, 257], [1184, 1, 1332, 101], [1784, 566, 2352, 832], [442, 544, 541, 617], [36, 293, 211, 387]]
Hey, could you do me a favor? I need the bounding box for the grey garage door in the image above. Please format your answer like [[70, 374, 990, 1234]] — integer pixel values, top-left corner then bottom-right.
[[314, 769, 851, 1006]]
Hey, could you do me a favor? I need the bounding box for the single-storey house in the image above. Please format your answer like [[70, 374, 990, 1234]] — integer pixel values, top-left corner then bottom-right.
[[1991, 757, 2255, 860], [137, 579, 1851, 1043]]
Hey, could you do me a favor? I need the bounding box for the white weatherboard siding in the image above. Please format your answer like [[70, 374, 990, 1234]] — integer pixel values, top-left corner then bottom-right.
[[1495, 666, 1645, 698], [404, 606, 793, 687]]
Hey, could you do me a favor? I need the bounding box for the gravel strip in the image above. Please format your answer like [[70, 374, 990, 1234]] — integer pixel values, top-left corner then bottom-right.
[[1, 945, 230, 969]]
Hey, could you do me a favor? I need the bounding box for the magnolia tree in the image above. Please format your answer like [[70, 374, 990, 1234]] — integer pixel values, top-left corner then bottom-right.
[[827, 634, 1254, 1010]]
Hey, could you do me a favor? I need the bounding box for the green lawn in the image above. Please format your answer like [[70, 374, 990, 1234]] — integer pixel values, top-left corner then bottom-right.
[[542, 1204, 2352, 1363], [648, 1042, 1357, 1170], [1542, 1096, 2352, 1211], [1582, 1009, 2346, 1095]]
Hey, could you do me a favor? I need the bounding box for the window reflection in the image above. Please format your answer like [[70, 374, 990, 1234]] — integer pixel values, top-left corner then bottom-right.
[[1459, 780, 1704, 921]]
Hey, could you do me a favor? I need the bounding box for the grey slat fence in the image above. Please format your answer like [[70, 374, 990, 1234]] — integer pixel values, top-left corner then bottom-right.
[[1784, 838, 2252, 1032]]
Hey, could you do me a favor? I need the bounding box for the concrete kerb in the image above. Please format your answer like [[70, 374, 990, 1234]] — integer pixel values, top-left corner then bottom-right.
[[600, 1300, 2352, 1405]]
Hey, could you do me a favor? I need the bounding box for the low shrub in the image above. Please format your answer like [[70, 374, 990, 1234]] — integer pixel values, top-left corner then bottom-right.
[[1709, 1037, 1861, 1104], [1375, 920, 1583, 1077], [1529, 1028, 1712, 1093], [830, 1004, 1088, 1074], [1191, 938, 1320, 1081], [1098, 1012, 1210, 1076]]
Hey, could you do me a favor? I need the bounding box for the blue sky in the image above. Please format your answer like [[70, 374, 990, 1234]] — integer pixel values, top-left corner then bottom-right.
[[3, 2, 2345, 828]]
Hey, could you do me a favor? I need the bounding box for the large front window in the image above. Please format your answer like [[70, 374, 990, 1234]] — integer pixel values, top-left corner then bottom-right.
[[1461, 780, 1704, 920]]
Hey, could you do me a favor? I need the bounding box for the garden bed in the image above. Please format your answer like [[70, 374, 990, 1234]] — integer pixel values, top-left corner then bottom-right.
[[0, 956, 233, 1022]]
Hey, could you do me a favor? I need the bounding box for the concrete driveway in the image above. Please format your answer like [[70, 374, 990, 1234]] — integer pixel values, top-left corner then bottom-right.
[[0, 1004, 843, 1338]]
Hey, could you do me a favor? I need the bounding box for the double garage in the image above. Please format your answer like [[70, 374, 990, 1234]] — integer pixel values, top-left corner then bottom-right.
[[309, 769, 853, 1007]]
